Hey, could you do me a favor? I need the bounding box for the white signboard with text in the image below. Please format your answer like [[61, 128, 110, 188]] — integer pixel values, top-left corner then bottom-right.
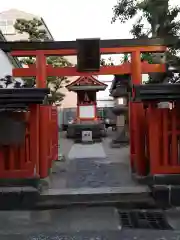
[[79, 105, 95, 118]]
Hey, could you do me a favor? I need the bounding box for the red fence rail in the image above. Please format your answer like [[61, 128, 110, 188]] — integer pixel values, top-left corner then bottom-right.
[[146, 104, 180, 174], [0, 105, 39, 178], [0, 105, 58, 179], [1, 44, 166, 181]]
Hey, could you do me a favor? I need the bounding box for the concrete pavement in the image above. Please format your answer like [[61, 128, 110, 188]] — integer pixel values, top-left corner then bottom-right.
[[0, 208, 179, 239], [68, 143, 106, 159]]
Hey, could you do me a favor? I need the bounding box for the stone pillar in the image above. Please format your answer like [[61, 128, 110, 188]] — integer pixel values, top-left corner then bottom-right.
[[116, 113, 125, 133], [111, 97, 129, 148]]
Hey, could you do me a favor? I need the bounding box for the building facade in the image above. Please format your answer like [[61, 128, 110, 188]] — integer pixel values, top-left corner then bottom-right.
[[0, 9, 77, 108], [0, 9, 115, 110], [0, 31, 23, 81], [0, 9, 53, 41]]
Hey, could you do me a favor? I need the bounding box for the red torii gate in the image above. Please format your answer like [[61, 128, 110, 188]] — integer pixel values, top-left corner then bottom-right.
[[0, 38, 167, 179]]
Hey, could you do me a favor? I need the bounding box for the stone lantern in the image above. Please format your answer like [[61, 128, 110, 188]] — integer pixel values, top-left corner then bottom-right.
[[110, 74, 130, 147]]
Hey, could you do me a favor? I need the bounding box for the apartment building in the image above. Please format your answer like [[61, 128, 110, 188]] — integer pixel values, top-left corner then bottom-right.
[[0, 9, 77, 108], [0, 9, 53, 41], [0, 9, 114, 109]]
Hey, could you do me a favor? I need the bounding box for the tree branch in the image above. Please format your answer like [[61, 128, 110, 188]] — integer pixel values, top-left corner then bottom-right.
[[14, 18, 72, 105]]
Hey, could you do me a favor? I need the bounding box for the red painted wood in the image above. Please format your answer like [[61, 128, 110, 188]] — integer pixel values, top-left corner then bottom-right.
[[12, 63, 166, 77], [36, 52, 49, 178], [3, 44, 172, 180], [0, 108, 39, 178], [11, 45, 166, 56], [66, 76, 107, 88], [145, 105, 180, 175], [131, 51, 146, 176]]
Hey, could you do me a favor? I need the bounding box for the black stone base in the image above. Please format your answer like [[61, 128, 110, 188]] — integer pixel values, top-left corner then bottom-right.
[[35, 185, 154, 210], [67, 123, 104, 141], [0, 178, 40, 188], [134, 173, 180, 186], [151, 185, 180, 207], [74, 138, 102, 144], [133, 173, 180, 207], [0, 186, 39, 210], [0, 178, 41, 209]]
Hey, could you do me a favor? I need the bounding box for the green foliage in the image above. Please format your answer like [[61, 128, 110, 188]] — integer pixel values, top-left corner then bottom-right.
[[112, 0, 180, 45], [14, 18, 49, 41], [14, 18, 72, 105], [123, 54, 129, 62], [111, 0, 138, 24], [141, 53, 153, 63], [100, 57, 114, 66], [101, 52, 152, 66], [112, 0, 180, 82]]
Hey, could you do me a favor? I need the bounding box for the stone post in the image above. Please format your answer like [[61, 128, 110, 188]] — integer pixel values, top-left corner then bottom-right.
[[111, 97, 129, 148], [110, 74, 130, 148]]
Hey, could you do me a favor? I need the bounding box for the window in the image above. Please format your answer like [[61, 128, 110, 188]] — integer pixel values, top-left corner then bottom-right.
[[0, 19, 15, 34], [117, 98, 124, 105]]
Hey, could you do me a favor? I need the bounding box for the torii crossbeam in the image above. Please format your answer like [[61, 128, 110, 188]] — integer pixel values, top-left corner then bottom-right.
[[0, 38, 172, 78]]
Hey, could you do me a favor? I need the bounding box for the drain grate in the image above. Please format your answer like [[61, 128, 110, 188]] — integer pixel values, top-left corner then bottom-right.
[[118, 210, 172, 230]]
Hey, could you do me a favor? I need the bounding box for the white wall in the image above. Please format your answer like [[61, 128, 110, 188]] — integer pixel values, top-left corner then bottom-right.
[[97, 74, 149, 108], [97, 100, 114, 108], [97, 82, 113, 100], [0, 49, 22, 81], [0, 9, 52, 41], [97, 75, 113, 100]]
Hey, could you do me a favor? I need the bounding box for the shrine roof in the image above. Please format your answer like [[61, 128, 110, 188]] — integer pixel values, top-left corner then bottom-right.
[[66, 76, 107, 91]]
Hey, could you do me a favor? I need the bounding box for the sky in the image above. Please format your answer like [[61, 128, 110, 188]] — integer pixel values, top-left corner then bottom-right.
[[0, 0, 133, 100], [0, 0, 179, 101], [0, 0, 179, 41], [0, 0, 135, 40]]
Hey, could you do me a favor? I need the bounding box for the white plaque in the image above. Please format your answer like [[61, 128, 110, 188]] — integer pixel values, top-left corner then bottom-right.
[[79, 105, 95, 118]]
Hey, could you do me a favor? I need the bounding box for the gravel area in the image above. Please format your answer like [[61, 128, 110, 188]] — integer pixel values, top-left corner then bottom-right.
[[50, 130, 141, 189], [66, 157, 134, 188]]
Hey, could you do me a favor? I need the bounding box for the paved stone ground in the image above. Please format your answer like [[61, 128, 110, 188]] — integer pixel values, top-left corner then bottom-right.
[[68, 143, 106, 159], [2, 230, 180, 240], [48, 132, 74, 189], [66, 156, 134, 188], [0, 208, 179, 239], [165, 208, 180, 230], [0, 207, 120, 234], [49, 130, 143, 189], [58, 132, 73, 158]]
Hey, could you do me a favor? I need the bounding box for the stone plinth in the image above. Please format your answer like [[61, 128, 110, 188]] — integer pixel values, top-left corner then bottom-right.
[[111, 98, 129, 148], [67, 122, 106, 143]]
